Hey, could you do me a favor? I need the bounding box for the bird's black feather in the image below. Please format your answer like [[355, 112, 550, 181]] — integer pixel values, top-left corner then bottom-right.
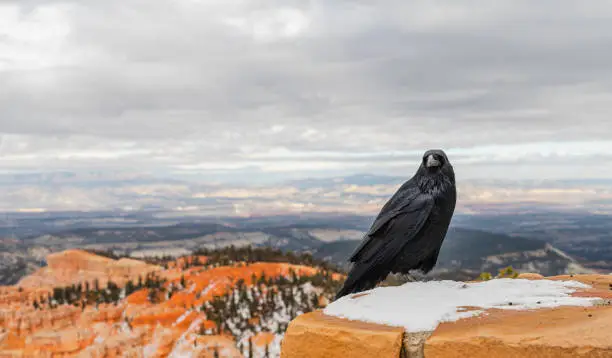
[[349, 194, 433, 263], [347, 183, 420, 262], [335, 149, 456, 300]]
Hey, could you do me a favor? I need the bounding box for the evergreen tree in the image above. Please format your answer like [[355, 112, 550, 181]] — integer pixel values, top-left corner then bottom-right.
[[125, 280, 135, 296], [311, 293, 319, 309], [108, 281, 120, 302], [62, 286, 70, 304], [148, 289, 158, 304], [53, 287, 64, 305], [258, 273, 267, 285]]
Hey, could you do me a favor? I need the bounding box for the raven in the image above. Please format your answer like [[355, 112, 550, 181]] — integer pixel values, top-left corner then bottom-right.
[[335, 149, 456, 300]]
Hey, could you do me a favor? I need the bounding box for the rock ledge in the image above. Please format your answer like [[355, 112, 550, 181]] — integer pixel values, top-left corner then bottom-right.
[[281, 274, 612, 358]]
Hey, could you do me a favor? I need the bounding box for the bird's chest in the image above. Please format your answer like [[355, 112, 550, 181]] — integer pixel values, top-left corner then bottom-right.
[[410, 196, 454, 244], [419, 210, 447, 240]]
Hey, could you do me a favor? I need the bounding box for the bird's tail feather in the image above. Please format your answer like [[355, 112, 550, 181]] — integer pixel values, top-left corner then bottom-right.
[[334, 263, 388, 300]]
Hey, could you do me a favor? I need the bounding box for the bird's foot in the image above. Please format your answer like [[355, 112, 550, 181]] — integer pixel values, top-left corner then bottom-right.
[[402, 273, 417, 282], [408, 270, 430, 282], [383, 272, 418, 286]]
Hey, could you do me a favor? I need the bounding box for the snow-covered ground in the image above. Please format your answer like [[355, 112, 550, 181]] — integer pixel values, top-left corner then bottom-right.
[[324, 279, 598, 332]]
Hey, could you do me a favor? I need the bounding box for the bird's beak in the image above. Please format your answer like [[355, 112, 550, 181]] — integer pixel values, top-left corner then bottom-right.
[[426, 155, 441, 168]]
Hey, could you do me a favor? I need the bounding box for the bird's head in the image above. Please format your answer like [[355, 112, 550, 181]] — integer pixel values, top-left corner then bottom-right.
[[422, 150, 448, 171], [417, 149, 455, 191]]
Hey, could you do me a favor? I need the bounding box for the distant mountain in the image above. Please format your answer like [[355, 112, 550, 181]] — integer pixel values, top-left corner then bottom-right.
[[0, 213, 597, 285], [311, 227, 593, 279], [0, 238, 48, 285], [458, 212, 612, 271]]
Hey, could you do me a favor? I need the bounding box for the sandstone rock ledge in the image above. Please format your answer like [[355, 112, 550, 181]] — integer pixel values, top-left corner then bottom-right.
[[280, 274, 612, 358], [279, 311, 405, 358]]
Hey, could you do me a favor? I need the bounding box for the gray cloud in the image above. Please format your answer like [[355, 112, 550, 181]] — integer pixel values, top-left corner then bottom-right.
[[1, 0, 612, 181]]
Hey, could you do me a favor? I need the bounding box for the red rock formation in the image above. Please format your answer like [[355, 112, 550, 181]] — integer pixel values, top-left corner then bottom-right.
[[0, 249, 334, 357], [168, 255, 209, 270], [18, 250, 161, 290], [24, 327, 95, 356], [193, 335, 243, 357]]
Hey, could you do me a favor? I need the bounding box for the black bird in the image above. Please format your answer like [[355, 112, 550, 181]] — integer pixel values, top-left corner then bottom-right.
[[335, 149, 456, 300]]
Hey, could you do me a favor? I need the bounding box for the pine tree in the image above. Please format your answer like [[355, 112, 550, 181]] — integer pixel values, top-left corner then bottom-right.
[[148, 289, 158, 304], [62, 286, 70, 304], [109, 281, 120, 302], [125, 280, 135, 296], [290, 269, 298, 283], [258, 273, 267, 285], [53, 287, 63, 305], [311, 293, 319, 309]]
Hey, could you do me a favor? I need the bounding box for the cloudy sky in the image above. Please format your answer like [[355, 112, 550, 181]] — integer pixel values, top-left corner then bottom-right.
[[1, 0, 612, 184]]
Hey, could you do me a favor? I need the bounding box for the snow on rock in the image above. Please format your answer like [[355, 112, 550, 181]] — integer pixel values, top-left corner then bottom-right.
[[143, 324, 167, 358], [324, 278, 597, 332], [174, 310, 191, 326]]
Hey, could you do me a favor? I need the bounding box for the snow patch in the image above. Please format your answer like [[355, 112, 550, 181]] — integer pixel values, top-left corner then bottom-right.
[[143, 324, 167, 358], [168, 316, 204, 358], [174, 310, 191, 326], [324, 279, 598, 332], [200, 282, 218, 297]]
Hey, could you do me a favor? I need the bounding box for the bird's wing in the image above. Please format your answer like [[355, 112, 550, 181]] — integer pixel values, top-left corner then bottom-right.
[[366, 181, 420, 235], [348, 193, 433, 263]]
